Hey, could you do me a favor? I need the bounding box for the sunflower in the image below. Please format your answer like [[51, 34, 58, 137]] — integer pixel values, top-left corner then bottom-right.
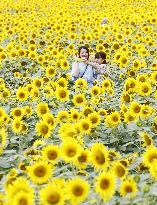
[[90, 86, 101, 97], [129, 101, 141, 116], [66, 178, 89, 205], [132, 59, 141, 70], [75, 78, 88, 89], [143, 146, 157, 167], [57, 77, 68, 88], [24, 106, 33, 117], [59, 123, 78, 140], [96, 44, 105, 52], [46, 66, 56, 78], [136, 74, 148, 83], [105, 111, 121, 127], [139, 132, 153, 147], [10, 107, 24, 119], [79, 118, 92, 134], [0, 127, 8, 149], [120, 103, 128, 115], [72, 93, 86, 107], [112, 161, 127, 179], [39, 182, 65, 205], [120, 177, 137, 198], [16, 87, 28, 101], [12, 191, 34, 205], [101, 79, 112, 91], [30, 87, 40, 100], [120, 92, 132, 103], [88, 112, 101, 127], [98, 109, 108, 118], [28, 51, 36, 59], [0, 107, 6, 124], [149, 160, 157, 180], [70, 109, 80, 122], [81, 106, 94, 117], [90, 143, 109, 170], [95, 171, 116, 202], [55, 87, 69, 101], [140, 105, 153, 120], [6, 177, 34, 202], [35, 121, 51, 138], [57, 110, 69, 123], [138, 82, 152, 96], [36, 103, 49, 117], [32, 78, 42, 88], [74, 149, 90, 169], [42, 145, 60, 164], [61, 137, 81, 163], [12, 119, 23, 134], [27, 161, 52, 184], [60, 59, 69, 70], [124, 111, 138, 123], [42, 113, 56, 129]]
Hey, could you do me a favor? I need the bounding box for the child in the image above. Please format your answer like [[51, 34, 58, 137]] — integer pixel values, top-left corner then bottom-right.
[[86, 51, 109, 84]]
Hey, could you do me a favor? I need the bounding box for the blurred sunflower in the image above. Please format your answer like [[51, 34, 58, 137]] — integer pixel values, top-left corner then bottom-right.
[[27, 161, 52, 184]]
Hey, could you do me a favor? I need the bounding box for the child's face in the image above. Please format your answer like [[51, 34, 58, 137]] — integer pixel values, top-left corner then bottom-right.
[[95, 57, 104, 65], [79, 48, 88, 60]]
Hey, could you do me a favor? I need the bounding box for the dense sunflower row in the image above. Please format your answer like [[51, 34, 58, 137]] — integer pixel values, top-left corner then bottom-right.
[[1, 0, 157, 204]]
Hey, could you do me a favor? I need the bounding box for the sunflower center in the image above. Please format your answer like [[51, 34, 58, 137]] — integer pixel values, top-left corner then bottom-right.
[[84, 109, 92, 116], [60, 91, 66, 98], [100, 178, 110, 189], [47, 118, 55, 125], [91, 117, 98, 124], [112, 115, 118, 122], [82, 123, 89, 130], [34, 166, 46, 177], [124, 94, 130, 102], [95, 152, 105, 164], [73, 114, 79, 119], [19, 92, 25, 98], [76, 97, 83, 103], [142, 86, 149, 93], [148, 153, 157, 163], [67, 148, 76, 157], [116, 165, 125, 177], [125, 185, 133, 193], [78, 154, 87, 163], [19, 198, 28, 205], [73, 185, 83, 196], [48, 150, 57, 160], [133, 106, 140, 113], [49, 69, 55, 75], [93, 90, 98, 95], [47, 193, 60, 204], [40, 107, 47, 114], [15, 122, 21, 129], [40, 125, 49, 134], [14, 110, 22, 116]]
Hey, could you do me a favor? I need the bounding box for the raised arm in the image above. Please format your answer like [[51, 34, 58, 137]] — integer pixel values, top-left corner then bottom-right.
[[86, 61, 101, 73]]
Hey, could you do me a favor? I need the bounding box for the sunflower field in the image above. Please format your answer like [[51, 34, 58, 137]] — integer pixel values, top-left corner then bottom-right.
[[1, 0, 157, 204]]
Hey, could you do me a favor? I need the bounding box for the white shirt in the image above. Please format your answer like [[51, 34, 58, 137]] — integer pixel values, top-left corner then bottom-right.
[[71, 62, 96, 87]]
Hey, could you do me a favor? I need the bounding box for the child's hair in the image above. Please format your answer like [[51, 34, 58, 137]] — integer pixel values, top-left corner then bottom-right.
[[78, 46, 89, 60], [95, 51, 107, 64]]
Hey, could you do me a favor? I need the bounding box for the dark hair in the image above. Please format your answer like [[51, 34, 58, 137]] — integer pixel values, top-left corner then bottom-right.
[[78, 46, 89, 60], [95, 51, 107, 64]]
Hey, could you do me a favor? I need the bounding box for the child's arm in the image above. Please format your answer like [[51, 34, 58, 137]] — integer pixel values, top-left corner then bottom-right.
[[86, 61, 101, 73]]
